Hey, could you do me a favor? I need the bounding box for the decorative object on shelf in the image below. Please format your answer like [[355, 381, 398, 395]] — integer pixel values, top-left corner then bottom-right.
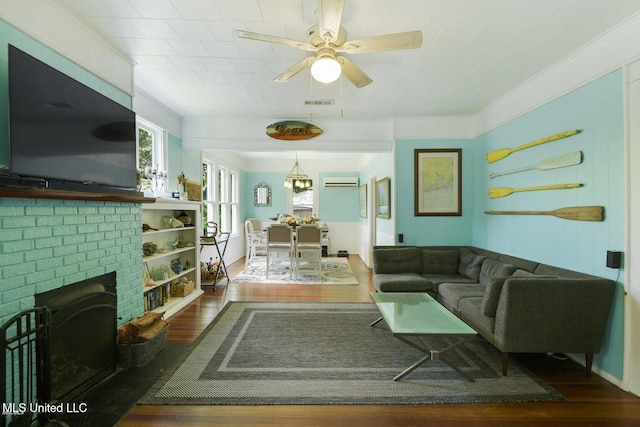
[[375, 177, 391, 219], [486, 129, 582, 163], [484, 206, 604, 222], [142, 223, 158, 232], [489, 183, 582, 199], [170, 277, 194, 297], [162, 215, 173, 228], [185, 180, 202, 201], [284, 155, 312, 191], [150, 265, 175, 281], [143, 242, 157, 257], [171, 258, 183, 274], [265, 121, 323, 140], [162, 216, 184, 228], [141, 165, 168, 195], [166, 239, 178, 251], [254, 182, 272, 207], [490, 151, 583, 179], [176, 210, 193, 226], [414, 149, 462, 216]]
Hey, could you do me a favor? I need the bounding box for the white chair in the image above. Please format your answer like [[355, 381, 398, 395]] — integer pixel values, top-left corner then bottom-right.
[[266, 224, 294, 278], [294, 224, 323, 278], [244, 219, 266, 264]]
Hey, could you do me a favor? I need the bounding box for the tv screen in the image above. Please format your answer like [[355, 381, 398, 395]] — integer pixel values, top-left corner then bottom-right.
[[8, 45, 137, 192]]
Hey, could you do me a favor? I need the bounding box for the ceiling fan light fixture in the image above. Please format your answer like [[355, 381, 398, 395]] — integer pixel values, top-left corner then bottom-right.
[[311, 56, 341, 83]]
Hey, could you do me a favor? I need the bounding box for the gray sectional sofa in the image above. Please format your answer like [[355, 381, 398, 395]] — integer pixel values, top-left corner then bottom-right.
[[372, 246, 616, 377]]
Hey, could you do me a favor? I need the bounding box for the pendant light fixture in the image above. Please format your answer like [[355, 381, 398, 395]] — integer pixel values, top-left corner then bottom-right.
[[284, 155, 312, 190]]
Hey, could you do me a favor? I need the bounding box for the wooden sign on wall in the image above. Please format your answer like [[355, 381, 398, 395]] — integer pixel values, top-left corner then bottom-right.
[[266, 121, 323, 140]]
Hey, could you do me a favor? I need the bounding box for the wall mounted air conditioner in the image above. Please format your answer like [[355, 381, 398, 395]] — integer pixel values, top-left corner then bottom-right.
[[323, 177, 359, 188]]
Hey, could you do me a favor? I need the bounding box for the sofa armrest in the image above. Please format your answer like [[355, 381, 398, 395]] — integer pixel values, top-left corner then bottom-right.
[[493, 278, 615, 353]]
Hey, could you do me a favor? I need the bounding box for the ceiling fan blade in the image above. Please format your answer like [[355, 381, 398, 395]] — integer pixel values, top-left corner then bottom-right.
[[337, 56, 372, 88], [337, 31, 423, 54], [317, 0, 344, 43], [274, 57, 313, 82], [233, 30, 316, 52]]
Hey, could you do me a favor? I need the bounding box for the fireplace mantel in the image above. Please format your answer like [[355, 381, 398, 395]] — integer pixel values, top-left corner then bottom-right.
[[0, 185, 155, 203]]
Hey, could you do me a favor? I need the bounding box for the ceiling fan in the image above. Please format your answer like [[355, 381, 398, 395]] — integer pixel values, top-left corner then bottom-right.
[[233, 0, 423, 88]]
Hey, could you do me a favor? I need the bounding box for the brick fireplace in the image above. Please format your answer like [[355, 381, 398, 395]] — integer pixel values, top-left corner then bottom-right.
[[0, 196, 144, 335]]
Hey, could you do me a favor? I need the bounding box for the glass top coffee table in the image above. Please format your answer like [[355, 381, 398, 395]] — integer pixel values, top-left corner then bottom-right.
[[370, 292, 477, 381]]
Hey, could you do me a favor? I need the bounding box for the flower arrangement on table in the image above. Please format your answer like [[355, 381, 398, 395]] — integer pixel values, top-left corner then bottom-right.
[[271, 213, 320, 228]]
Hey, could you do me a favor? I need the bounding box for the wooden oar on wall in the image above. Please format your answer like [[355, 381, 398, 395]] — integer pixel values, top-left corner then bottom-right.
[[489, 183, 582, 199], [485, 206, 604, 222], [489, 151, 582, 179], [486, 129, 582, 163]]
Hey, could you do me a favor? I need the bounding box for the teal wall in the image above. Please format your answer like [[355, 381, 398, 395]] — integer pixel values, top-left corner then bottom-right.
[[395, 139, 476, 246], [243, 172, 285, 221], [360, 151, 395, 235], [474, 70, 626, 379], [0, 19, 132, 169], [391, 70, 625, 379], [318, 172, 360, 222]]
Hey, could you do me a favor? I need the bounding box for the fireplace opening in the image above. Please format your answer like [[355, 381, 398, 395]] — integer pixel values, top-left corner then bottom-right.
[[35, 271, 117, 403]]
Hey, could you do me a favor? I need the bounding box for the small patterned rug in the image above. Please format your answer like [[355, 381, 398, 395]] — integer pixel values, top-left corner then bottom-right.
[[232, 257, 358, 285], [139, 302, 564, 405]]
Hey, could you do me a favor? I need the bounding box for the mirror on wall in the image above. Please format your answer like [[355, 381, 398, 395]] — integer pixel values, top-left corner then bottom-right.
[[254, 182, 272, 207]]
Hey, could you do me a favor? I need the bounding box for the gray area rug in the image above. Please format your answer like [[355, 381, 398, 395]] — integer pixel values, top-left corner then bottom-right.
[[232, 257, 358, 285], [140, 302, 564, 405]]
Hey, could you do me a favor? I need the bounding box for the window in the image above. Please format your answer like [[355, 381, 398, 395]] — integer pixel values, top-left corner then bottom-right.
[[202, 159, 238, 236], [137, 117, 166, 191]]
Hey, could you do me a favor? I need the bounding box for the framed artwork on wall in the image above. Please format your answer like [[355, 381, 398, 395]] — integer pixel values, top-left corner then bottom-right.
[[359, 184, 367, 218], [376, 177, 391, 219], [414, 148, 462, 216]]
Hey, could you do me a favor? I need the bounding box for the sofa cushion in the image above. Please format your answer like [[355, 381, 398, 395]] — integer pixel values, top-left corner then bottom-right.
[[421, 249, 459, 274], [437, 283, 486, 315], [373, 273, 432, 293], [478, 259, 517, 286], [458, 247, 485, 281], [423, 274, 476, 294], [373, 247, 422, 274], [459, 297, 495, 341], [512, 269, 554, 278]]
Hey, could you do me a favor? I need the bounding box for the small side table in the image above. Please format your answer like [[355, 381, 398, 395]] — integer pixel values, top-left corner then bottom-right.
[[200, 232, 230, 289]]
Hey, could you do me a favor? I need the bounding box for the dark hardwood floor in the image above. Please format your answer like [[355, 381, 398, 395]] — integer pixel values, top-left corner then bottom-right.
[[116, 256, 640, 426]]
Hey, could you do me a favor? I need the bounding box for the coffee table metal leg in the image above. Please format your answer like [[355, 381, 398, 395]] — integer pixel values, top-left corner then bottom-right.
[[369, 316, 384, 327], [393, 335, 476, 382]]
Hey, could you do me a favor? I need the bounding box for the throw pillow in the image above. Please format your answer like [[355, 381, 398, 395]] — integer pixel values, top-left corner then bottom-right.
[[458, 247, 485, 281], [478, 259, 517, 286], [481, 277, 508, 317]]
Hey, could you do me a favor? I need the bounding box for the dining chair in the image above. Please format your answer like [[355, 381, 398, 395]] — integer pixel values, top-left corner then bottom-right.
[[244, 219, 266, 264], [294, 224, 322, 278], [266, 224, 294, 278]]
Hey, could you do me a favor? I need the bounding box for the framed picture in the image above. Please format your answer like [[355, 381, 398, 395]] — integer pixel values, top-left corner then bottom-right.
[[359, 184, 367, 218], [375, 177, 391, 219], [414, 148, 462, 216]]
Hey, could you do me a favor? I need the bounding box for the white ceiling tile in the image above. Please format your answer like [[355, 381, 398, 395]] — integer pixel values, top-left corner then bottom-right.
[[167, 40, 209, 57], [128, 0, 182, 19], [213, 0, 263, 22], [128, 18, 180, 38], [170, 0, 222, 20], [58, 0, 142, 18], [168, 20, 215, 40], [134, 39, 178, 56], [168, 56, 207, 71], [202, 40, 243, 58]]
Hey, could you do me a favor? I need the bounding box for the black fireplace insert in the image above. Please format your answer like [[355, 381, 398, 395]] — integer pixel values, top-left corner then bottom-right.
[[35, 272, 117, 403]]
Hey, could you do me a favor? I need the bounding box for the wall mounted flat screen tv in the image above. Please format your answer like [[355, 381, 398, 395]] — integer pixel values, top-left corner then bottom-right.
[[8, 45, 137, 193]]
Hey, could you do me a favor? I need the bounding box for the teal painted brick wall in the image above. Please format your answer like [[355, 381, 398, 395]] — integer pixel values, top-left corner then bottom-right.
[[0, 197, 144, 327]]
